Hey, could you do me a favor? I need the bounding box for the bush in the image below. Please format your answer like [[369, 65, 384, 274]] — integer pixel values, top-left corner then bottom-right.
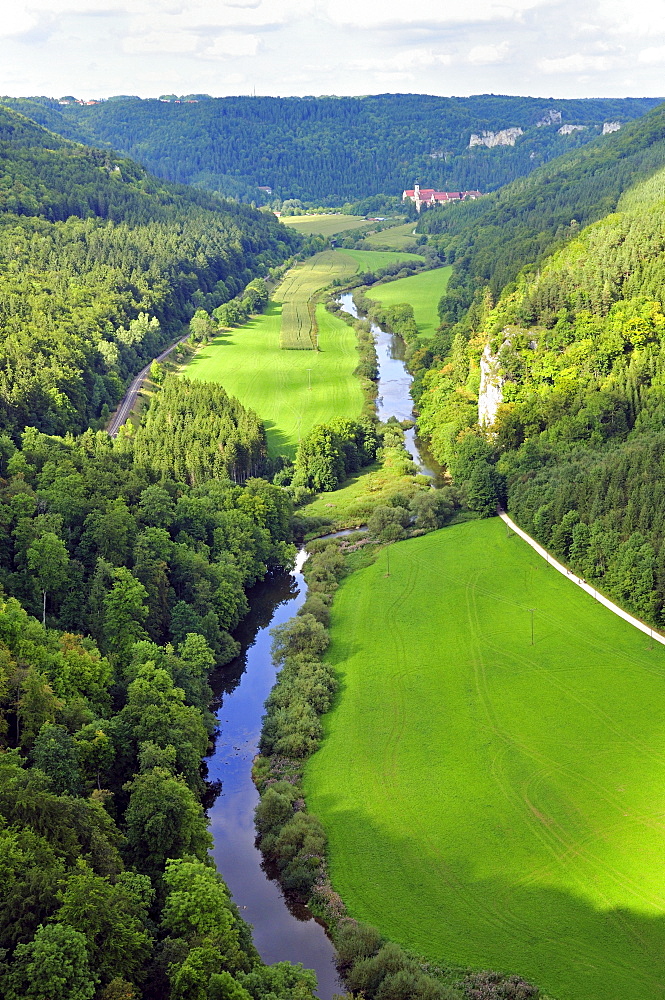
[[270, 615, 329, 664], [335, 919, 383, 970], [297, 594, 330, 626], [254, 783, 299, 838], [346, 942, 415, 998]]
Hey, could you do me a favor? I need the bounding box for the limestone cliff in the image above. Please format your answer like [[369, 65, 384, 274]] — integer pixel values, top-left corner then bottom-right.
[[558, 124, 586, 135], [469, 127, 523, 149], [478, 344, 503, 428]]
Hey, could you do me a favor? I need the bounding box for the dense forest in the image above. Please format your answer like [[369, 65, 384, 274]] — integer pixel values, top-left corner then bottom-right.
[[419, 100, 665, 320], [0, 104, 300, 437], [413, 159, 665, 626], [1, 94, 659, 206], [0, 369, 319, 998]]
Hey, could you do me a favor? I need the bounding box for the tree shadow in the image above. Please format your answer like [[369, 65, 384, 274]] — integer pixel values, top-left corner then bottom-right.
[[309, 799, 665, 1000]]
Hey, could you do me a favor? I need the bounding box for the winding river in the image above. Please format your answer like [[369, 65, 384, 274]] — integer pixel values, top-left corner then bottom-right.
[[206, 289, 442, 1000]]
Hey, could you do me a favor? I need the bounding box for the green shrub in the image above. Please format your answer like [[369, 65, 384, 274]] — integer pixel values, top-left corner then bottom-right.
[[334, 919, 383, 970]]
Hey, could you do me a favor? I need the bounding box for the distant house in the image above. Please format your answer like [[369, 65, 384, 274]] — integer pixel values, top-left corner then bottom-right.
[[257, 186, 272, 194], [402, 184, 482, 212]]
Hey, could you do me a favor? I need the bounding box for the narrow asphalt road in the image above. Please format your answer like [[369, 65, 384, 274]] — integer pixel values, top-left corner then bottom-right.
[[106, 334, 189, 437]]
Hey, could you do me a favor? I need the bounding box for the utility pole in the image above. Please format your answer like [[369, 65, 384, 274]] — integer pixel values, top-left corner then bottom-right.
[[530, 608, 535, 646], [385, 547, 391, 577], [307, 367, 312, 391]]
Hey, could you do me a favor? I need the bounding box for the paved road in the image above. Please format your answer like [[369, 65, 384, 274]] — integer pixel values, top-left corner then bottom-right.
[[106, 335, 189, 437], [499, 509, 665, 647]]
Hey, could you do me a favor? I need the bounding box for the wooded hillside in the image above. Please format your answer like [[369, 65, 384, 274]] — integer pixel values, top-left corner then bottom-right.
[[2, 94, 659, 205], [0, 105, 300, 437]]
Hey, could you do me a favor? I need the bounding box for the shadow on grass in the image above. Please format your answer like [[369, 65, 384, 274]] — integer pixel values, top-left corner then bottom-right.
[[310, 800, 665, 1000]]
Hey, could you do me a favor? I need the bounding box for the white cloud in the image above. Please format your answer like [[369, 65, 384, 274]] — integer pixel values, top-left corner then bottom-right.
[[538, 52, 616, 74], [124, 30, 199, 53], [468, 41, 510, 65], [0, 0, 664, 100], [202, 32, 260, 57], [354, 48, 451, 73], [638, 45, 665, 65], [324, 0, 548, 29]]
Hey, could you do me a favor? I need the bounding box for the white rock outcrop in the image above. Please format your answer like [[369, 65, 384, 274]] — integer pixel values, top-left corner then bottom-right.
[[469, 127, 523, 149], [603, 121, 621, 134], [558, 124, 586, 135], [536, 109, 562, 127], [478, 344, 503, 428]]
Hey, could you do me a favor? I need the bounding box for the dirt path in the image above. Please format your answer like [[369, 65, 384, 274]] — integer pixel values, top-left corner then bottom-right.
[[499, 509, 665, 647]]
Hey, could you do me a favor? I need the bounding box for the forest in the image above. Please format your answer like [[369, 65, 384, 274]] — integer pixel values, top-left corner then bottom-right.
[[413, 153, 665, 626], [1, 93, 659, 206], [0, 366, 318, 998], [418, 101, 665, 321], [0, 104, 301, 437]]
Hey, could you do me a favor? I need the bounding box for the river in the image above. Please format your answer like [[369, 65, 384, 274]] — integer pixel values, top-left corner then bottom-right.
[[206, 290, 441, 1000]]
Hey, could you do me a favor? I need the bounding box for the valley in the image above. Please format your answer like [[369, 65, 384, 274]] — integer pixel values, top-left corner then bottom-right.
[[3, 82, 665, 1000]]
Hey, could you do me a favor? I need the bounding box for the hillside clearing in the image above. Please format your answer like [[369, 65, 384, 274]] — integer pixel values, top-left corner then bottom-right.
[[304, 517, 665, 1000]]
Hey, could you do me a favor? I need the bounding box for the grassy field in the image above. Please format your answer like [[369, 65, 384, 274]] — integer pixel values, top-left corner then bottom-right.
[[366, 266, 452, 338], [273, 250, 359, 348], [182, 248, 425, 453], [338, 248, 425, 272], [272, 250, 422, 349], [280, 214, 373, 236], [305, 518, 665, 1000], [184, 301, 363, 457], [362, 221, 420, 251]]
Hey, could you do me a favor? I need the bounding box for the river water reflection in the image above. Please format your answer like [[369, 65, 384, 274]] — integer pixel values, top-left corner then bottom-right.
[[339, 292, 444, 482]]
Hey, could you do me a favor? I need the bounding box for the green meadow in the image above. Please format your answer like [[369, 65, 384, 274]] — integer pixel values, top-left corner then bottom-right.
[[338, 248, 425, 271], [304, 518, 665, 1000], [184, 302, 363, 457], [280, 214, 373, 236], [362, 221, 420, 250], [182, 249, 423, 454], [366, 265, 452, 337]]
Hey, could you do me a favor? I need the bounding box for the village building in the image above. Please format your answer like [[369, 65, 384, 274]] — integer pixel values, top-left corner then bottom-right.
[[402, 183, 482, 212]]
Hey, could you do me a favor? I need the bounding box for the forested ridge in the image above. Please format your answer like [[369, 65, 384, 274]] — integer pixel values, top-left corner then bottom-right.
[[413, 160, 665, 627], [0, 104, 301, 437], [419, 100, 665, 320], [2, 94, 658, 206]]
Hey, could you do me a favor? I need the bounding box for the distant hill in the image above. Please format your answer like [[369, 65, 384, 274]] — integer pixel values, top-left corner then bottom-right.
[[1, 94, 660, 206]]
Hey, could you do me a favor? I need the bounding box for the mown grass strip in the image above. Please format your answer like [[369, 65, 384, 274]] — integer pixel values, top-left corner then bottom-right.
[[305, 517, 665, 1000]]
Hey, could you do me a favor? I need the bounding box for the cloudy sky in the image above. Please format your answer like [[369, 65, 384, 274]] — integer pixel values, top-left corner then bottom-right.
[[1, 0, 664, 100]]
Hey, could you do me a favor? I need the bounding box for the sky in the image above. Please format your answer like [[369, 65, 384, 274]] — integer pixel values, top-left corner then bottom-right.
[[0, 0, 664, 101]]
